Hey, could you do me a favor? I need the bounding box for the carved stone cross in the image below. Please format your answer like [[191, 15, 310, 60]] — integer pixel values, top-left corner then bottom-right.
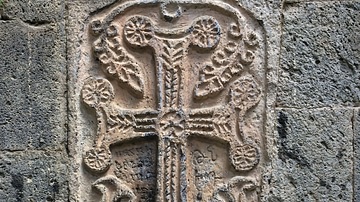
[[81, 1, 265, 201]]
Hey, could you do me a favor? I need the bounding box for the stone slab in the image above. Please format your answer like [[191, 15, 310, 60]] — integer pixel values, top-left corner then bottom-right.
[[0, 1, 67, 150], [0, 20, 66, 150], [27, 23, 67, 150], [1, 0, 358, 201], [0, 151, 68, 202], [355, 108, 360, 201], [267, 108, 353, 201], [66, 0, 283, 200], [0, 21, 30, 150], [277, 2, 360, 108], [0, 0, 64, 24]]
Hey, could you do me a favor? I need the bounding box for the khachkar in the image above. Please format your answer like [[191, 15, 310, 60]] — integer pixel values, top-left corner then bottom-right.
[[81, 0, 265, 201]]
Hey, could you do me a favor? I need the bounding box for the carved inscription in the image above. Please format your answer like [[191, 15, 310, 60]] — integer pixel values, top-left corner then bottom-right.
[[189, 139, 227, 201], [80, 1, 265, 201], [112, 139, 157, 201]]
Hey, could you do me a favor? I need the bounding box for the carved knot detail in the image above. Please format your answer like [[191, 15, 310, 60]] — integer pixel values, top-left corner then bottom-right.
[[160, 110, 186, 140]]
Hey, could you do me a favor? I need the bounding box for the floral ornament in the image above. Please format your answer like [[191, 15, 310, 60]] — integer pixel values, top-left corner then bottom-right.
[[90, 20, 103, 35], [191, 16, 221, 49], [124, 16, 154, 47], [212, 50, 229, 65], [244, 30, 259, 47], [230, 144, 259, 171], [240, 50, 255, 64], [92, 25, 145, 98], [82, 78, 114, 108], [83, 146, 112, 173], [212, 41, 239, 65], [93, 37, 106, 53], [230, 76, 261, 112], [224, 41, 238, 53], [106, 25, 118, 37], [160, 111, 185, 138], [228, 23, 242, 38]]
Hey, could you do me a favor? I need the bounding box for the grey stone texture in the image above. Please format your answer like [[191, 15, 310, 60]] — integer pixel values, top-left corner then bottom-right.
[[277, 1, 360, 108], [268, 109, 354, 201], [0, 0, 68, 201], [0, 1, 67, 151], [269, 2, 359, 201], [355, 109, 360, 202], [0, 152, 68, 202], [284, 0, 356, 3], [0, 0, 64, 23]]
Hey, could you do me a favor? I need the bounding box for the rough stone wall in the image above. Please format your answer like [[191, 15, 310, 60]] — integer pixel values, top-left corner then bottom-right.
[[270, 2, 359, 201], [0, 0, 69, 201], [0, 0, 358, 201]]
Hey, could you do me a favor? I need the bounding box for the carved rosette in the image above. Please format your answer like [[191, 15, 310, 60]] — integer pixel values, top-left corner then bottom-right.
[[230, 75, 262, 113], [81, 1, 265, 201], [124, 16, 155, 47], [83, 146, 112, 173], [81, 77, 114, 108], [191, 16, 221, 49], [230, 143, 260, 171]]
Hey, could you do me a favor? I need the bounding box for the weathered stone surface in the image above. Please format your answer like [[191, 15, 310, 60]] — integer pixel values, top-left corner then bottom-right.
[[0, 0, 66, 151], [0, 1, 68, 199], [67, 0, 119, 14], [0, 151, 68, 202], [0, 0, 64, 23], [27, 23, 67, 150], [277, 2, 360, 108], [0, 21, 67, 151], [0, 21, 30, 150], [67, 0, 279, 200], [355, 108, 360, 202], [267, 109, 353, 201], [1, 0, 359, 201]]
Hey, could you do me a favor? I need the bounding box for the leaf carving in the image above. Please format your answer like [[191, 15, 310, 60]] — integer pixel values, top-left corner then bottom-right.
[[114, 60, 144, 98], [194, 25, 259, 99], [194, 41, 244, 99], [160, 40, 184, 108], [107, 113, 134, 134], [92, 23, 145, 98]]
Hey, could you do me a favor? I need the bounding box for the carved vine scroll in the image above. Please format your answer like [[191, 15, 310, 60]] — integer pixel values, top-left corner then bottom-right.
[[81, 1, 265, 201]]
